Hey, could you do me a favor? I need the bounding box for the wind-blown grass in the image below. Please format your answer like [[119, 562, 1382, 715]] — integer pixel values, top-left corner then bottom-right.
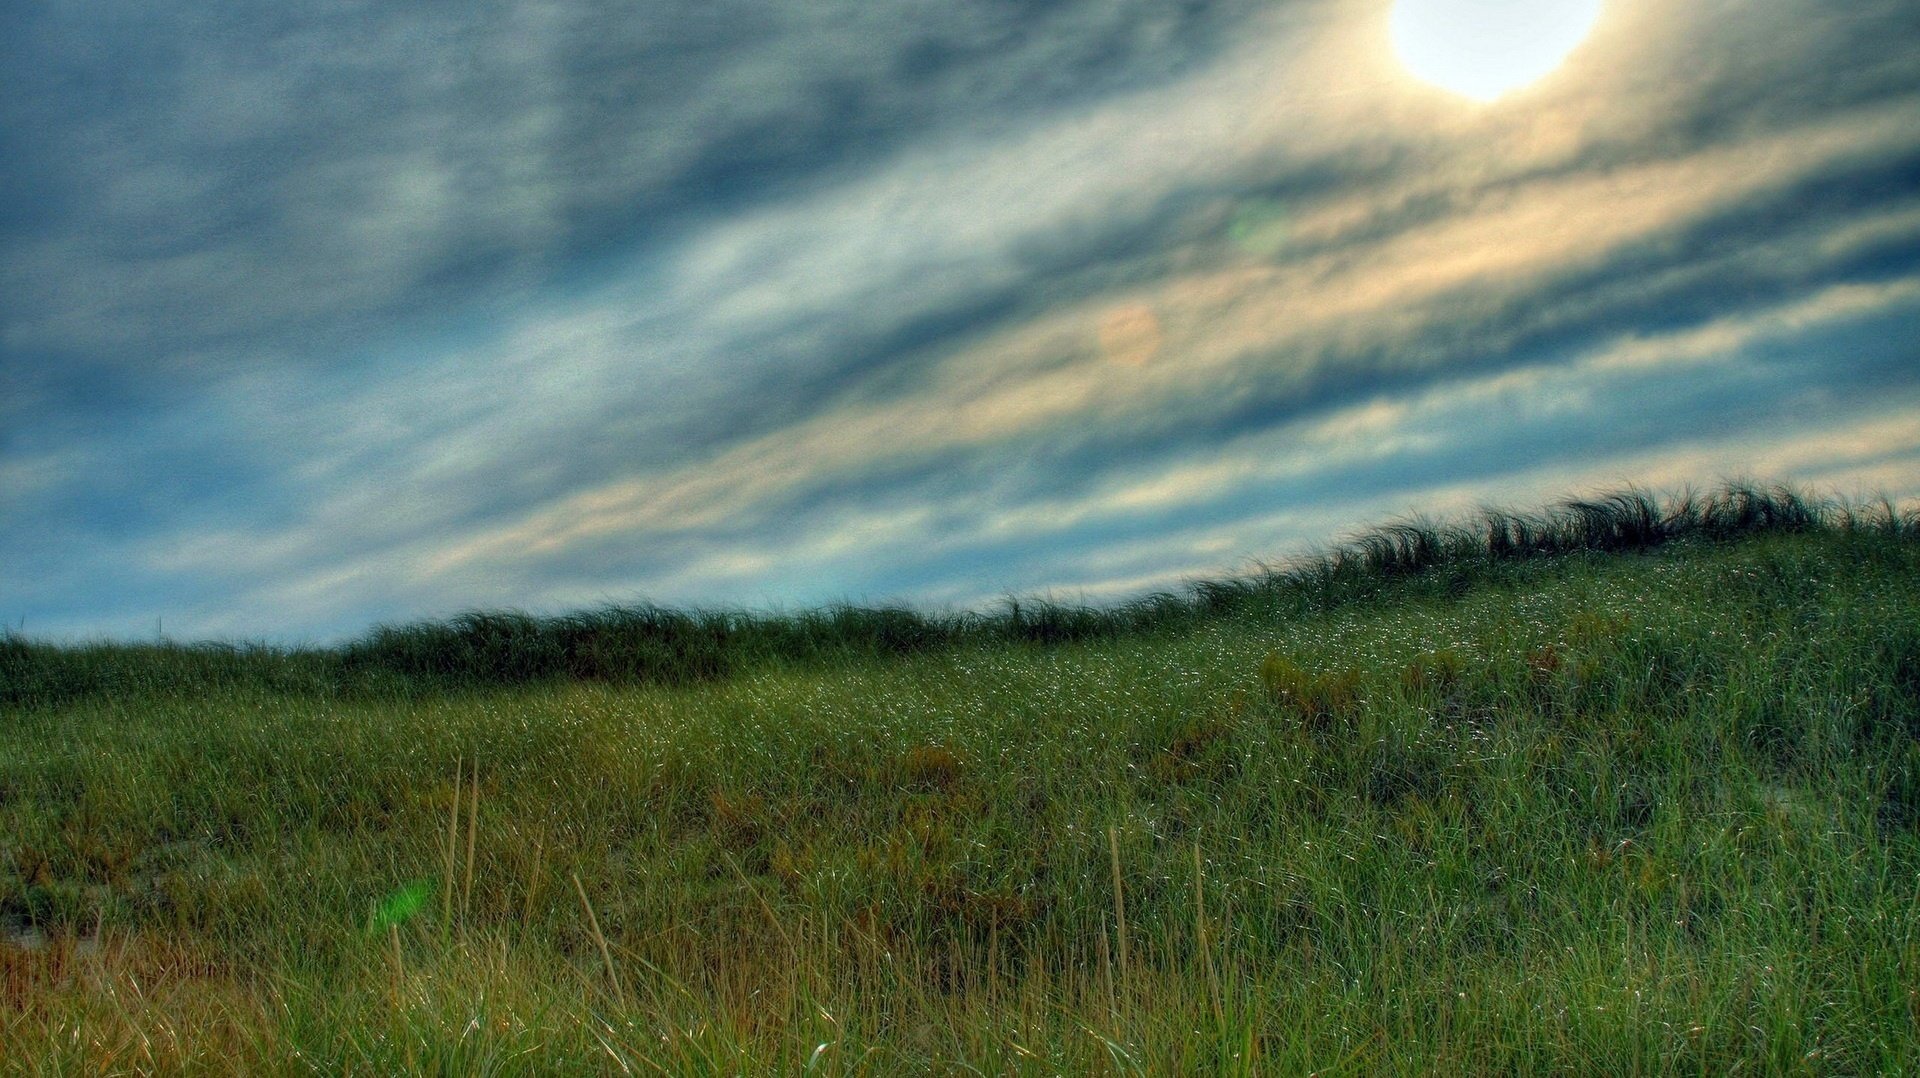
[[7, 483, 1912, 710], [3, 482, 1919, 1073]]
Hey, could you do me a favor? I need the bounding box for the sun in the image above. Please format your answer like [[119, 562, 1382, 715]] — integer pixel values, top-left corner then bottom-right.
[[1390, 0, 1604, 102]]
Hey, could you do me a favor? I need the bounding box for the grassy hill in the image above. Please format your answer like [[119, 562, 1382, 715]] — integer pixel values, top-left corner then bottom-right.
[[4, 486, 1919, 1073]]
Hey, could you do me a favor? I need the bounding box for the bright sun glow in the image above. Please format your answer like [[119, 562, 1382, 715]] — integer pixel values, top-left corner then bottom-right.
[[1391, 0, 1604, 102]]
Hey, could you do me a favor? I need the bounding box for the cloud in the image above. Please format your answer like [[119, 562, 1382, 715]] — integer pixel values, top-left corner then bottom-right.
[[1, 0, 1274, 375], [106, 265, 1920, 642], [5, 0, 1920, 641], [361, 92, 1920, 573]]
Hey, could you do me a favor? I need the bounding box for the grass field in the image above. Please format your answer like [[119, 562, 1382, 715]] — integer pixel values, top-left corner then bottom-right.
[[4, 486, 1920, 1074]]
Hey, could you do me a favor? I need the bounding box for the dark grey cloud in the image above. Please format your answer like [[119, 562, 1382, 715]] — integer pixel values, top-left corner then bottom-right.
[[2, 0, 1276, 385]]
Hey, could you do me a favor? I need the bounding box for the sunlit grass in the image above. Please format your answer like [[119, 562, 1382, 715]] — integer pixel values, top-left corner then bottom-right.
[[3, 484, 1919, 1072]]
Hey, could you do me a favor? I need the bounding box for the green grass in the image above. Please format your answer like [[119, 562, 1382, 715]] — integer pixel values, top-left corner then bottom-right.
[[4, 485, 1920, 1073]]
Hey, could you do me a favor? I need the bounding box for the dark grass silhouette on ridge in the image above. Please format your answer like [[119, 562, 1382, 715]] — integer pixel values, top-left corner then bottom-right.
[[5, 482, 1913, 709]]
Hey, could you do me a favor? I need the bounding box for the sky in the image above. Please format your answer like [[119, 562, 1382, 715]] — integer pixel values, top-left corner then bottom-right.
[[3, 0, 1918, 644]]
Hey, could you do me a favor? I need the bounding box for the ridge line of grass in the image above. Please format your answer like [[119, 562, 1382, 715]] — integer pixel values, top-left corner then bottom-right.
[[5, 481, 1915, 709]]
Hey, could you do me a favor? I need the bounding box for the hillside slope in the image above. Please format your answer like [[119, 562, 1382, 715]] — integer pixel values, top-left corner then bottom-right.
[[4, 489, 1919, 1073]]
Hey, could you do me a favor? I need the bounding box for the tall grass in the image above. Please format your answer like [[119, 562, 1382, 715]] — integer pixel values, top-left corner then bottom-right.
[[7, 483, 1913, 711], [3, 482, 1919, 1073]]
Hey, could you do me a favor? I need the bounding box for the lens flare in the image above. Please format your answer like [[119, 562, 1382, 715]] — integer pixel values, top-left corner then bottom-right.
[[1391, 0, 1604, 102], [369, 880, 432, 934], [1228, 200, 1291, 259]]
